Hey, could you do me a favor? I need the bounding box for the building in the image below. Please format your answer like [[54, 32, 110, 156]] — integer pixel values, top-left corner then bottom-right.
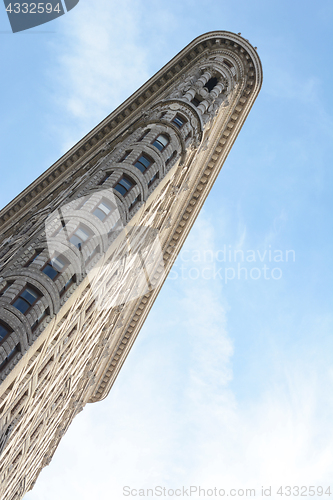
[[0, 31, 262, 499]]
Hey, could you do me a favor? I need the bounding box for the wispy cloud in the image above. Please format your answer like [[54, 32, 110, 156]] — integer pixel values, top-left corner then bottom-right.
[[47, 0, 151, 151], [25, 212, 333, 500]]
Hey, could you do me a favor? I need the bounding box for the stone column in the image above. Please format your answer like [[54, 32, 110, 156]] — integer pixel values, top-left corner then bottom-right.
[[210, 81, 225, 99], [183, 70, 212, 102]]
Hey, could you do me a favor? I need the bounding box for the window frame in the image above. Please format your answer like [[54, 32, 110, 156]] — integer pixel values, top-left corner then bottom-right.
[[113, 175, 136, 197], [85, 244, 100, 265], [69, 225, 93, 250], [204, 77, 219, 92], [41, 255, 68, 281], [60, 275, 76, 297], [133, 153, 154, 173], [152, 134, 170, 152], [172, 114, 187, 129], [31, 308, 50, 332], [0, 343, 20, 372], [166, 150, 177, 166], [92, 199, 114, 222], [0, 281, 14, 297], [0, 321, 12, 344], [11, 285, 41, 316]]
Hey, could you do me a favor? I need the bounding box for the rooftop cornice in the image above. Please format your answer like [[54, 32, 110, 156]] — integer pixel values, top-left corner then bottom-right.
[[0, 31, 262, 234]]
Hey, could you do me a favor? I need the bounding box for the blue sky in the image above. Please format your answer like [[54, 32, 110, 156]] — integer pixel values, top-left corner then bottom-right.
[[1, 1, 332, 499]]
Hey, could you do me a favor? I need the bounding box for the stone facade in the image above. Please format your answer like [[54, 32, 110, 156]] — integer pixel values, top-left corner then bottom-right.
[[0, 32, 262, 500]]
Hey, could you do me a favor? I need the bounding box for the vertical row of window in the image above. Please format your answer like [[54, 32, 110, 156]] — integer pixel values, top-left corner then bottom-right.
[[0, 113, 190, 372], [106, 131, 179, 201]]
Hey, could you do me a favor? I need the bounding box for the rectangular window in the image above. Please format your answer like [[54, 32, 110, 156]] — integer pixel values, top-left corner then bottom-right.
[[0, 322, 12, 342], [134, 154, 153, 173], [152, 134, 169, 151], [12, 287, 41, 315], [172, 114, 186, 128], [69, 227, 92, 249], [32, 308, 49, 332], [114, 176, 135, 196], [0, 344, 20, 372], [42, 256, 66, 281], [166, 151, 177, 166], [191, 95, 203, 107], [0, 281, 14, 297], [108, 219, 122, 237], [85, 245, 100, 265], [92, 200, 113, 221]]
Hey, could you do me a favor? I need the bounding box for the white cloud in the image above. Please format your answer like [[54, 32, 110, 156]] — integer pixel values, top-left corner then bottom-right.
[[47, 0, 151, 151], [24, 212, 333, 500]]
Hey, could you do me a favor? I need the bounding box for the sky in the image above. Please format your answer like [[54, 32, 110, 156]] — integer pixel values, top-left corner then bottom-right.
[[0, 1, 332, 499]]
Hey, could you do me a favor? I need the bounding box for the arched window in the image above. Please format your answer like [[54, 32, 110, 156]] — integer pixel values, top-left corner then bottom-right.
[[134, 154, 153, 173], [42, 255, 67, 280], [152, 134, 169, 151], [0, 322, 12, 342], [204, 77, 218, 92], [12, 287, 41, 315], [92, 200, 113, 221], [114, 176, 135, 196], [69, 227, 92, 250], [172, 114, 186, 129]]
